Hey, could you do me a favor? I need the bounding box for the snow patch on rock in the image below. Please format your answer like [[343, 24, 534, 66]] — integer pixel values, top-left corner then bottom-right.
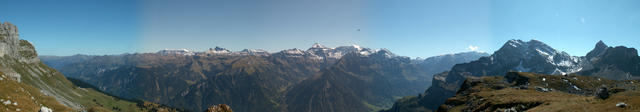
[[40, 106, 53, 112]]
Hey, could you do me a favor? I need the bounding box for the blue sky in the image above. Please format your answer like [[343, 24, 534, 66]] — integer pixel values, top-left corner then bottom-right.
[[1, 0, 639, 58]]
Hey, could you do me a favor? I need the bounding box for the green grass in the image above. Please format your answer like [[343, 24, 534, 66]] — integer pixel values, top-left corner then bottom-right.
[[443, 72, 640, 111], [362, 101, 385, 112], [0, 72, 73, 112]]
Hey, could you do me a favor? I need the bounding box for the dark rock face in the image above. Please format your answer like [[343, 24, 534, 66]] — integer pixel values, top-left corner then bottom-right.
[[506, 71, 530, 86], [586, 40, 608, 60], [578, 41, 640, 80]]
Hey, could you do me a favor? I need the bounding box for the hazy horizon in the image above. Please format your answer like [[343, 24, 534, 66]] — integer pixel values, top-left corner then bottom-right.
[[2, 0, 639, 58]]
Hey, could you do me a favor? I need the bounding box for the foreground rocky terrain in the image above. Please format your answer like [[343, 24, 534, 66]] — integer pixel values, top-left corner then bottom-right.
[[439, 72, 639, 111]]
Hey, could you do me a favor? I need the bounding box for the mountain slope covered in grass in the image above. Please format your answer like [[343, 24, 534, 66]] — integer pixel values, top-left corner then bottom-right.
[[0, 22, 182, 112], [439, 72, 640, 111]]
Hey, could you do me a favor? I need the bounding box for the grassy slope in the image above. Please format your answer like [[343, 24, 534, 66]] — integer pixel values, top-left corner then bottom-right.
[[0, 54, 175, 112], [3, 56, 142, 111], [0, 25, 179, 112], [0, 72, 73, 112], [442, 72, 640, 111]]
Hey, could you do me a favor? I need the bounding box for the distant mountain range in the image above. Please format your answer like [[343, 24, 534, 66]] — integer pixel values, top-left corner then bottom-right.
[[41, 43, 488, 111], [385, 39, 640, 112], [13, 17, 640, 111]]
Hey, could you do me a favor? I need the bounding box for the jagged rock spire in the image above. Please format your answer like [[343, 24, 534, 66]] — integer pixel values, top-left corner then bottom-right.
[[0, 22, 39, 63], [586, 40, 609, 59]]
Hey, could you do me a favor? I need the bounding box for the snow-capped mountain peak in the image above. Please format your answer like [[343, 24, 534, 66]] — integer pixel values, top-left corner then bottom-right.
[[303, 43, 399, 59], [494, 39, 583, 75], [157, 49, 195, 55], [506, 39, 525, 48], [282, 48, 305, 55], [351, 44, 363, 51], [207, 46, 231, 54], [363, 48, 396, 58], [311, 43, 327, 49], [233, 49, 270, 56]]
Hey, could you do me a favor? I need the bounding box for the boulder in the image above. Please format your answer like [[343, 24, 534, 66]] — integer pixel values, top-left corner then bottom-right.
[[616, 102, 628, 108], [535, 86, 551, 92], [595, 86, 609, 99], [39, 106, 53, 112], [505, 72, 529, 86]]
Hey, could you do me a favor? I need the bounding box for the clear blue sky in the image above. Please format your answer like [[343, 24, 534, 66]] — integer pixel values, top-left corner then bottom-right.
[[1, 0, 639, 58]]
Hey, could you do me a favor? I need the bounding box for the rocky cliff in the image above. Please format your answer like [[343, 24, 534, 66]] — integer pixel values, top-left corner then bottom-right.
[[0, 22, 160, 111], [0, 22, 38, 63]]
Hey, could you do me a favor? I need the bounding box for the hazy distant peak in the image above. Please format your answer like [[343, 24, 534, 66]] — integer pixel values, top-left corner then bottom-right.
[[281, 48, 305, 55], [351, 44, 363, 51], [157, 49, 195, 55], [207, 46, 231, 54], [240, 49, 267, 52], [369, 48, 396, 58], [233, 49, 270, 56], [212, 46, 228, 51]]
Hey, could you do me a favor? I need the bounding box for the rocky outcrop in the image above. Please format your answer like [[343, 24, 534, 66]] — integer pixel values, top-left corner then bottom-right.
[[505, 71, 530, 86], [578, 41, 640, 80], [595, 85, 609, 99], [0, 22, 149, 111], [586, 40, 608, 60], [204, 104, 233, 112], [0, 22, 39, 63]]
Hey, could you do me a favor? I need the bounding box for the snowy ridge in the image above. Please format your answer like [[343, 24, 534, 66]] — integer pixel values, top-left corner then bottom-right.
[[232, 49, 270, 56], [500, 39, 584, 75], [157, 49, 195, 56], [206, 46, 231, 54], [155, 43, 395, 59], [306, 43, 397, 59]]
